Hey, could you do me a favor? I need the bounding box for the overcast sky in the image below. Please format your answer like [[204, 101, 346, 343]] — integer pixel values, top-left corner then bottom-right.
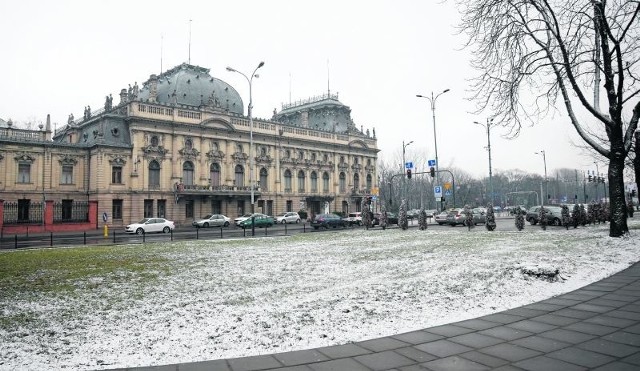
[[0, 0, 607, 179]]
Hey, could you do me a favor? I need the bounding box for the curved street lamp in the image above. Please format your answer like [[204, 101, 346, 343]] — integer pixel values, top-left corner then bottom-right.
[[417, 89, 450, 211], [535, 150, 547, 205], [226, 61, 265, 214], [402, 140, 414, 206]]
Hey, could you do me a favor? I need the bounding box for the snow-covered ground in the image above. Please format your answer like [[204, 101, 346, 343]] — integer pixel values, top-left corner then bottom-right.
[[1, 221, 640, 370]]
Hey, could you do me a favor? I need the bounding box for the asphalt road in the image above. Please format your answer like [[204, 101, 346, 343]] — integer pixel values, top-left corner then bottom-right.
[[0, 216, 564, 250]]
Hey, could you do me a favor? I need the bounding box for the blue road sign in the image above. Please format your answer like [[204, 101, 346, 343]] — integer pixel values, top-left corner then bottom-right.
[[445, 189, 452, 196], [428, 159, 436, 167], [434, 186, 443, 197], [405, 162, 414, 169]]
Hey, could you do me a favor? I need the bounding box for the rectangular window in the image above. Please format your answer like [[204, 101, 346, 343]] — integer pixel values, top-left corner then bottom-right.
[[112, 199, 123, 220], [61, 199, 73, 220], [61, 165, 74, 184], [157, 200, 166, 218], [185, 200, 194, 218], [112, 166, 122, 184], [237, 200, 245, 216], [18, 164, 31, 183], [323, 177, 329, 193], [211, 200, 221, 214], [144, 199, 154, 218], [18, 199, 30, 222], [286, 200, 293, 213], [311, 178, 318, 193]]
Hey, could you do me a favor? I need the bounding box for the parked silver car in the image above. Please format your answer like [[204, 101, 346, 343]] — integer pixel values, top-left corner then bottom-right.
[[192, 214, 231, 228], [275, 212, 301, 224], [446, 208, 487, 226]]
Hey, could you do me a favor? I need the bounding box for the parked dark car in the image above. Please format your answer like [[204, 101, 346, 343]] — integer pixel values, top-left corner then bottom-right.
[[311, 213, 345, 229], [526, 206, 563, 225]]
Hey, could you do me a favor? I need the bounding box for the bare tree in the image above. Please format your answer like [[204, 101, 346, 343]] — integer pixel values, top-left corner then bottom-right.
[[458, 0, 640, 236]]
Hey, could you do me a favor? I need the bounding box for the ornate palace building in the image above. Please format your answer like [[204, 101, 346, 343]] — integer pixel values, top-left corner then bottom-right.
[[0, 63, 379, 231]]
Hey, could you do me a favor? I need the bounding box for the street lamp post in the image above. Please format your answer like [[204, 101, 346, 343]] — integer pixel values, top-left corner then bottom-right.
[[402, 140, 414, 207], [474, 119, 494, 206], [226, 61, 265, 215], [417, 89, 450, 212], [535, 150, 547, 205]]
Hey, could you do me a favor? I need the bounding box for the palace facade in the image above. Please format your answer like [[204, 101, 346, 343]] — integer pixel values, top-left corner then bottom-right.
[[0, 63, 379, 231]]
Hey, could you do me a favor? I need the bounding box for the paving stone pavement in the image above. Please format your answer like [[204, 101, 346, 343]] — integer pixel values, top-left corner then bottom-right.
[[113, 262, 640, 371]]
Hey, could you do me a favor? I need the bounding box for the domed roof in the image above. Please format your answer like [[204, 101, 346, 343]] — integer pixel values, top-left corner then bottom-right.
[[137, 63, 245, 115]]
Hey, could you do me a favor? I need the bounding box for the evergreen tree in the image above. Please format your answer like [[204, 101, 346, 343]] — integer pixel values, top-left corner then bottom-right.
[[463, 204, 474, 231], [572, 203, 581, 228], [539, 205, 548, 230], [379, 208, 388, 230], [485, 203, 496, 231], [515, 206, 525, 231], [418, 208, 428, 230], [561, 204, 570, 230], [579, 204, 587, 226], [361, 198, 372, 229], [399, 199, 408, 230]]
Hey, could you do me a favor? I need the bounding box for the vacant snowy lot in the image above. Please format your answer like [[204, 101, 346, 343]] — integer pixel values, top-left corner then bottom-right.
[[1, 221, 640, 370]]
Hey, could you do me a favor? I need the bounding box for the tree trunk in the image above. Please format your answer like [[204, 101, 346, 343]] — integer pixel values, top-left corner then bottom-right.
[[608, 152, 629, 237], [635, 131, 640, 205]]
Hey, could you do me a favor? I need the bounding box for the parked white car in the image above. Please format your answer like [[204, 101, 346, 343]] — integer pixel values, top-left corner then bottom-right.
[[276, 212, 301, 224], [234, 213, 254, 227], [192, 214, 231, 228], [125, 218, 175, 235], [343, 212, 363, 226]]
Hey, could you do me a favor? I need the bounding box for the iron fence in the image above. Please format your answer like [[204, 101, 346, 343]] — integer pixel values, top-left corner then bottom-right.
[[53, 201, 89, 223], [3, 201, 43, 225]]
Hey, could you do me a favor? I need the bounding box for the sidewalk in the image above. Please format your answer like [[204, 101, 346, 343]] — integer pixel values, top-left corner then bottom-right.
[[116, 262, 640, 371]]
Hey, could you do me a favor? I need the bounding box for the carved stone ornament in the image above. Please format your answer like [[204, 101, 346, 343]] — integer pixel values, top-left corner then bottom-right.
[[58, 155, 79, 166], [255, 153, 273, 165], [338, 162, 349, 172], [108, 155, 127, 166], [206, 149, 225, 162], [365, 164, 375, 174], [0, 152, 4, 162], [351, 163, 362, 173], [178, 147, 200, 160], [14, 152, 36, 164], [142, 145, 168, 156], [232, 151, 248, 163]]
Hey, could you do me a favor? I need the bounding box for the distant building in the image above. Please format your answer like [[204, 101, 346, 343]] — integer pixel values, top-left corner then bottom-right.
[[0, 63, 378, 231]]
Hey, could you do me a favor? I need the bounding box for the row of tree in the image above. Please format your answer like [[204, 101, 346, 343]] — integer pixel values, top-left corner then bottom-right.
[[377, 163, 627, 213]]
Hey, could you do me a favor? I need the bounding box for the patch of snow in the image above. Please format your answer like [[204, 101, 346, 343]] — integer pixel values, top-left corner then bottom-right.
[[1, 221, 639, 370]]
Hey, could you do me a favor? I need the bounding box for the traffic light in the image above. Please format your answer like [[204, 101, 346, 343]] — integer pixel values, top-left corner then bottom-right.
[[429, 167, 435, 177], [406, 169, 412, 179], [632, 189, 637, 197], [588, 174, 593, 182]]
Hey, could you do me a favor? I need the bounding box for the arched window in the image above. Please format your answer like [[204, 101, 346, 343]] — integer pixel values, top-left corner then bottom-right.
[[260, 168, 268, 191], [323, 172, 330, 193], [310, 171, 318, 193], [182, 161, 194, 185], [297, 170, 305, 192], [366, 174, 372, 192], [149, 160, 160, 188], [354, 173, 360, 191], [235, 165, 244, 187], [339, 172, 346, 193], [284, 169, 292, 192], [210, 163, 220, 187]]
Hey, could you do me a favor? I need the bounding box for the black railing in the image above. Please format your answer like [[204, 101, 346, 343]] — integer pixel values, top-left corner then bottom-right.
[[53, 201, 89, 223], [3, 201, 43, 225]]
